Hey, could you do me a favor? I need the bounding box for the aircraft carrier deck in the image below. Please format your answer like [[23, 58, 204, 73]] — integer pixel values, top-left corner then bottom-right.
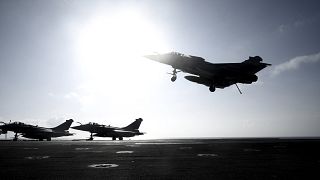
[[0, 138, 319, 179]]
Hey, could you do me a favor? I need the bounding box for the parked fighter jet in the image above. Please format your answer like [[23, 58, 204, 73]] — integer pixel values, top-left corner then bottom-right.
[[0, 119, 74, 141], [144, 52, 271, 93], [71, 118, 144, 140]]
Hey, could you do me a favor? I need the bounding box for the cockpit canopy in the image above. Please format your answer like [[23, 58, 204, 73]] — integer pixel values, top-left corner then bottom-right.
[[168, 52, 205, 61], [242, 56, 264, 64], [13, 122, 27, 126], [88, 122, 100, 125], [249, 56, 263, 62], [169, 51, 189, 57]]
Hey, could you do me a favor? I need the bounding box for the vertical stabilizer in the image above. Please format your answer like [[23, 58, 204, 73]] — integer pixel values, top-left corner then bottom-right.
[[123, 118, 143, 130], [52, 119, 73, 131]]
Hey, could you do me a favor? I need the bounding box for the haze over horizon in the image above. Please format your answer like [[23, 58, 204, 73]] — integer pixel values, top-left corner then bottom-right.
[[1, 0, 320, 140]]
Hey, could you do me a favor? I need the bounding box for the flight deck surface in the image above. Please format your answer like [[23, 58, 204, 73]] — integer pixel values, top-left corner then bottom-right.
[[0, 138, 319, 179]]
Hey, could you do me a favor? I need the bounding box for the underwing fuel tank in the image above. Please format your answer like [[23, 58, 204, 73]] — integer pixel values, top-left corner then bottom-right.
[[184, 75, 210, 86]]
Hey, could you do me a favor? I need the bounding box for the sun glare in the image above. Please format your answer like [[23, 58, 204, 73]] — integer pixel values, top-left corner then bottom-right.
[[73, 9, 168, 103]]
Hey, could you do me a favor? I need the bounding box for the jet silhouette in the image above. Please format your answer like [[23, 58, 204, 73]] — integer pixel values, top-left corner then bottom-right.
[[144, 52, 271, 93], [72, 118, 144, 141], [0, 119, 74, 141]]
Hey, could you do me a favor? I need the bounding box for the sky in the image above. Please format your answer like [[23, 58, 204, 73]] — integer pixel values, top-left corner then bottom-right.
[[0, 0, 320, 139]]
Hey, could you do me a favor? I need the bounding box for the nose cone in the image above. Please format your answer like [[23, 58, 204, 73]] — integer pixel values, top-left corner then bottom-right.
[[144, 53, 172, 66], [144, 54, 159, 61]]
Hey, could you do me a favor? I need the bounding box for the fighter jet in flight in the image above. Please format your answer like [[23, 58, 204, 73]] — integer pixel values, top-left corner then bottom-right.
[[144, 52, 271, 93], [71, 118, 144, 141], [0, 119, 74, 141]]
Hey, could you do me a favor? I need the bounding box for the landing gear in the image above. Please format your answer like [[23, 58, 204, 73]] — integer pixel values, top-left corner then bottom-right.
[[168, 68, 180, 82], [39, 139, 43, 141], [209, 84, 216, 92], [47, 137, 51, 141], [13, 133, 18, 141], [171, 75, 177, 82], [112, 137, 123, 141], [88, 133, 93, 141]]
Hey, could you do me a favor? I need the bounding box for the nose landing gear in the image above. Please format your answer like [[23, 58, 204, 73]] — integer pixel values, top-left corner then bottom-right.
[[168, 69, 180, 82], [171, 75, 177, 82]]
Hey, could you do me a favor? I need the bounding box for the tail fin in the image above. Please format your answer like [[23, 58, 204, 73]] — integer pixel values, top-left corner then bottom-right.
[[123, 118, 143, 130], [52, 119, 73, 131]]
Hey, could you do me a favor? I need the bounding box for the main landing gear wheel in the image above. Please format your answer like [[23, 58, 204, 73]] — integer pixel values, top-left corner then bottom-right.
[[209, 85, 216, 92], [88, 133, 93, 141], [112, 137, 116, 141], [119, 137, 123, 141], [13, 133, 18, 141]]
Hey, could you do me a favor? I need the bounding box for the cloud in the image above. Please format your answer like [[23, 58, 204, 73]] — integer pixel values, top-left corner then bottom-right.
[[279, 19, 305, 32], [272, 52, 320, 76], [278, 24, 286, 33], [278, 21, 301, 33], [277, 14, 320, 33], [64, 92, 79, 99], [48, 92, 55, 97], [46, 117, 66, 127]]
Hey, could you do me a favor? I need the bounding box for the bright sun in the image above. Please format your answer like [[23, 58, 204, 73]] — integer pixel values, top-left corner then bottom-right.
[[73, 9, 168, 102]]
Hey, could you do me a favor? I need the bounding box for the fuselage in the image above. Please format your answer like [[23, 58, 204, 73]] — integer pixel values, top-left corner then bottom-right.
[[0, 120, 73, 140], [146, 52, 269, 79], [145, 52, 271, 91], [71, 119, 144, 140], [72, 123, 143, 137]]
